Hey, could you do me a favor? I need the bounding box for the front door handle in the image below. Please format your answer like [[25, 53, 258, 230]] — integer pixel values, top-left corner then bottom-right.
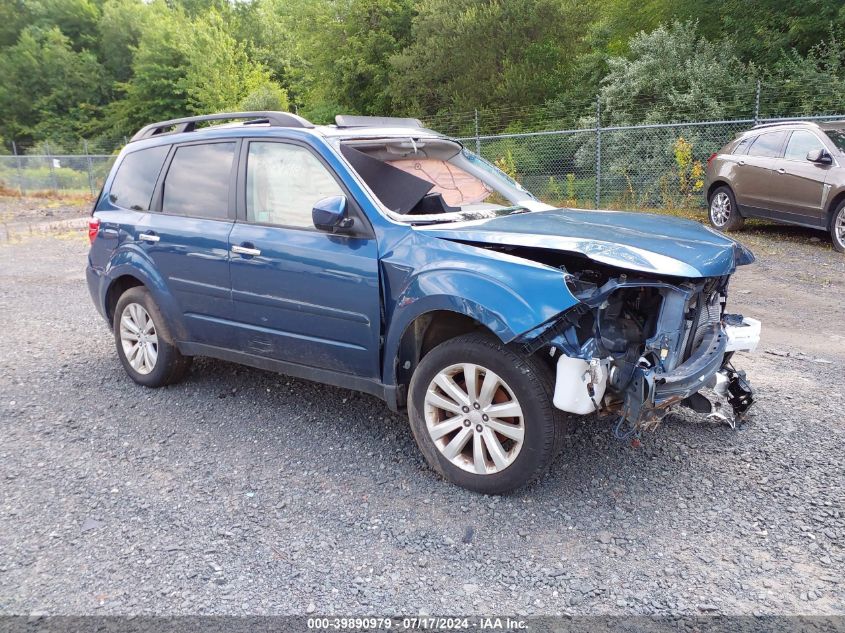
[[776, 168, 786, 174], [738, 160, 746, 166], [138, 232, 160, 242], [231, 244, 261, 257]]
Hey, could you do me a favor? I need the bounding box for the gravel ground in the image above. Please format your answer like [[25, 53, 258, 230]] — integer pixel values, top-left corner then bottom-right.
[[0, 198, 843, 617]]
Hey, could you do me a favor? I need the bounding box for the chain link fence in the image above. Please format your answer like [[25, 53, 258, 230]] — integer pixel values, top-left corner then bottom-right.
[[456, 115, 845, 210]]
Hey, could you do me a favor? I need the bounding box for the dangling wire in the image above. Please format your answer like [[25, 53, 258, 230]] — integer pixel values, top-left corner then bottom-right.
[[613, 415, 640, 442]]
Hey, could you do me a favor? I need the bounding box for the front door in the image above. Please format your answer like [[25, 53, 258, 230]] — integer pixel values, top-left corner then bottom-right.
[[768, 130, 832, 226], [139, 140, 239, 346], [228, 139, 381, 378]]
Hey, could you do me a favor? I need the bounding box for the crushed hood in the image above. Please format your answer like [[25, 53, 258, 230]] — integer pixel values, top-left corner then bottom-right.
[[416, 208, 755, 278]]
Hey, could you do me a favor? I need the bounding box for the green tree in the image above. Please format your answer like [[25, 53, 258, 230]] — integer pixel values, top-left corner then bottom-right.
[[765, 28, 845, 117], [251, 0, 414, 119], [598, 20, 752, 125], [0, 26, 104, 145], [671, 0, 845, 68], [27, 0, 101, 50], [103, 3, 191, 137], [239, 84, 289, 112], [0, 0, 31, 48], [390, 0, 597, 116], [184, 10, 280, 114], [98, 0, 151, 83]]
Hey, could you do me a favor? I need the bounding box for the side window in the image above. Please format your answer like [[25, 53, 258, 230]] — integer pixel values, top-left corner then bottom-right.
[[733, 137, 751, 155], [784, 130, 824, 161], [162, 142, 236, 219], [108, 145, 169, 210], [747, 131, 788, 158], [246, 142, 344, 228]]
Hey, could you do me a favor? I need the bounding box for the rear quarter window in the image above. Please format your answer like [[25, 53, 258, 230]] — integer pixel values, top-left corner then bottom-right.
[[108, 145, 170, 210], [733, 137, 751, 155]]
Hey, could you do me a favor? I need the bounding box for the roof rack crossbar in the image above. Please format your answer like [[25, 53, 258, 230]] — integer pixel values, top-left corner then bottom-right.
[[335, 115, 423, 128], [130, 111, 314, 142]]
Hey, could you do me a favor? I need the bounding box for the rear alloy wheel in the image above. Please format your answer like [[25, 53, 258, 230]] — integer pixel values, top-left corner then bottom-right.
[[120, 303, 159, 375], [709, 186, 744, 232], [408, 333, 563, 494], [113, 286, 191, 387], [831, 201, 845, 253]]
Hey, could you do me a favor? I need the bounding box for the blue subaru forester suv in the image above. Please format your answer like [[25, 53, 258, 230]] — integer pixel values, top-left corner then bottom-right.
[[87, 111, 760, 493]]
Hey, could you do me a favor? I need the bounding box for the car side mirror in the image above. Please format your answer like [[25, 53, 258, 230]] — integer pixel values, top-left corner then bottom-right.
[[807, 148, 833, 165], [312, 195, 354, 233]]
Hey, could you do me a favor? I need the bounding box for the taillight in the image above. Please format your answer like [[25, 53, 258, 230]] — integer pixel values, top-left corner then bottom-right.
[[88, 217, 100, 244], [706, 153, 717, 167]]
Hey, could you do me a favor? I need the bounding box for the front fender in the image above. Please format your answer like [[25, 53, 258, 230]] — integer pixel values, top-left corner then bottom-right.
[[101, 244, 189, 341], [380, 234, 579, 387]]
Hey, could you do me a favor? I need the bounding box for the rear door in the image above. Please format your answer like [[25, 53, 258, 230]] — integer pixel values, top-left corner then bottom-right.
[[768, 130, 832, 226], [138, 140, 239, 346], [732, 130, 789, 212], [228, 138, 381, 378]]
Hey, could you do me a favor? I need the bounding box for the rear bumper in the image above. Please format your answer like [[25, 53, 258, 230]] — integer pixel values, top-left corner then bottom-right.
[[86, 263, 109, 323]]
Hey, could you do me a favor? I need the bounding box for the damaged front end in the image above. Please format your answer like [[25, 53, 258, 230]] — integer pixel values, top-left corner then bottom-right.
[[519, 265, 759, 434]]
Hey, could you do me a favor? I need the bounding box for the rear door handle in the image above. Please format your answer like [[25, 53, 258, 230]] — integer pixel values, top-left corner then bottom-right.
[[138, 232, 160, 242], [231, 244, 261, 257], [738, 160, 746, 166], [776, 168, 786, 174]]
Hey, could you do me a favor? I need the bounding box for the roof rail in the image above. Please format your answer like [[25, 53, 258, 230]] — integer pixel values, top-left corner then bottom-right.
[[335, 114, 423, 128], [130, 111, 314, 142], [752, 120, 816, 129]]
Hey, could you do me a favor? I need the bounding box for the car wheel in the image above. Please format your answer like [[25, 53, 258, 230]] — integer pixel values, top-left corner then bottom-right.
[[708, 186, 744, 232], [408, 332, 563, 494], [113, 286, 191, 387], [830, 201, 845, 253]]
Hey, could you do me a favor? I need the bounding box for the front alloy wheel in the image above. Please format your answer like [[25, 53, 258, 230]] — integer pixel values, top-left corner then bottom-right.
[[424, 363, 525, 475], [831, 201, 845, 253], [408, 333, 563, 494]]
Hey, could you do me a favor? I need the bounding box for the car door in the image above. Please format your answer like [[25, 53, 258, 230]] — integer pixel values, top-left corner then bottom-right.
[[138, 140, 239, 347], [767, 130, 832, 226], [732, 130, 789, 213], [228, 138, 381, 378]]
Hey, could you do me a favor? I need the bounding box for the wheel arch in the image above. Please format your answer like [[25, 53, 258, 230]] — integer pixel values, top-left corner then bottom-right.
[[390, 309, 500, 409], [826, 189, 845, 229], [105, 274, 146, 325], [707, 180, 732, 201]]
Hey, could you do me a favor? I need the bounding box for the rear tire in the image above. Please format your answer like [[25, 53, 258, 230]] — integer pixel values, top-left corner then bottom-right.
[[408, 332, 563, 494], [830, 200, 845, 253], [113, 286, 191, 387], [708, 186, 744, 232]]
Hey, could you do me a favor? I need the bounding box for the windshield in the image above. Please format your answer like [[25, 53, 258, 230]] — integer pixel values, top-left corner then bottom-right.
[[336, 137, 552, 224], [824, 129, 845, 153]]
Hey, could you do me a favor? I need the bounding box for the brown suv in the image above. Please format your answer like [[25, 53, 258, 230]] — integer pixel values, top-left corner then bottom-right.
[[705, 121, 845, 252]]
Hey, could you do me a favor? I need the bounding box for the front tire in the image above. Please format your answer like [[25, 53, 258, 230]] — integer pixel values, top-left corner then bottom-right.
[[709, 185, 744, 232], [830, 200, 845, 253], [408, 333, 562, 494], [113, 286, 191, 387]]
